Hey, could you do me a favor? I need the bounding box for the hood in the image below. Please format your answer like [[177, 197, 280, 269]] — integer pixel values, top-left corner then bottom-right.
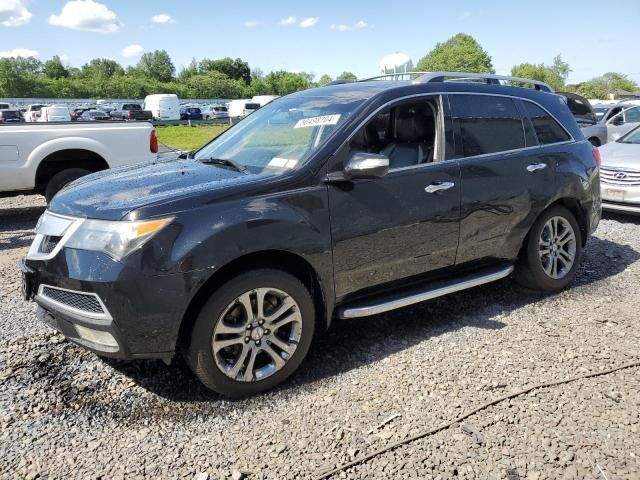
[[599, 141, 640, 170], [48, 156, 260, 220]]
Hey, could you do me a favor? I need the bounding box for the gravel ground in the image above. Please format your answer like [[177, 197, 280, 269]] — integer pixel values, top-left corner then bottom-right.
[[1, 194, 639, 480]]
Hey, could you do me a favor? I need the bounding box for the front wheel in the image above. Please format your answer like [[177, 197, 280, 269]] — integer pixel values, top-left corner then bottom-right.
[[44, 168, 91, 203], [514, 206, 583, 292], [184, 269, 316, 397]]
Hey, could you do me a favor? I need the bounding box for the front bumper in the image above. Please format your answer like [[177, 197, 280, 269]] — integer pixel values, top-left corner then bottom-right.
[[601, 182, 640, 215], [23, 247, 207, 360]]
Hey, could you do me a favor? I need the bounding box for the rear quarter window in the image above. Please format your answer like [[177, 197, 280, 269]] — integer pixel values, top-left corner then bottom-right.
[[451, 94, 526, 157], [522, 102, 571, 145]]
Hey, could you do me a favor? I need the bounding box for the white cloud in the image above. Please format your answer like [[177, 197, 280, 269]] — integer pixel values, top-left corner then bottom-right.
[[0, 0, 32, 27], [49, 0, 123, 33], [459, 11, 472, 20], [299, 17, 318, 28], [58, 54, 69, 62], [151, 13, 174, 24], [243, 20, 259, 28], [0, 47, 38, 58], [280, 16, 297, 25], [121, 44, 144, 57], [330, 20, 370, 31]]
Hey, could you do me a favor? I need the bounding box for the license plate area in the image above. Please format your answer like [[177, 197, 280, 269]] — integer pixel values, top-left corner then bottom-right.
[[605, 188, 625, 202]]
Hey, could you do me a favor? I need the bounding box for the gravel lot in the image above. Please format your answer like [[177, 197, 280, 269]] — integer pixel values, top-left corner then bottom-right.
[[1, 194, 639, 480]]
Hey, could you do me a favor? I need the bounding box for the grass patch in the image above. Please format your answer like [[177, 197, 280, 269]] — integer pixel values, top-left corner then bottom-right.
[[156, 124, 229, 151]]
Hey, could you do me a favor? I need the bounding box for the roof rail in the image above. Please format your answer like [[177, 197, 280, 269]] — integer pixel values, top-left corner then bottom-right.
[[356, 71, 554, 92], [325, 79, 356, 86], [416, 72, 554, 92], [359, 72, 429, 82]]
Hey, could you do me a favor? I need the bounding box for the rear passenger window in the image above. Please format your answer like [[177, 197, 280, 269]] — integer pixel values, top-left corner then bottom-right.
[[523, 102, 570, 145], [451, 95, 525, 157]]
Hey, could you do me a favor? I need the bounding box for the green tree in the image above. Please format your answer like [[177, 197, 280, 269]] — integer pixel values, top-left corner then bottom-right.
[[337, 71, 357, 81], [0, 57, 44, 97], [184, 71, 246, 98], [602, 72, 638, 93], [318, 74, 333, 86], [577, 72, 638, 99], [81, 58, 124, 79], [43, 55, 69, 79], [577, 80, 608, 99], [550, 55, 570, 84], [137, 50, 175, 82], [415, 33, 494, 73], [510, 55, 570, 91], [199, 57, 251, 84], [261, 71, 312, 95], [177, 58, 199, 82]]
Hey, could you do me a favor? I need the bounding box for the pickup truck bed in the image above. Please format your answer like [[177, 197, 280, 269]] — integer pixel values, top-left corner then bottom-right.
[[0, 122, 158, 202]]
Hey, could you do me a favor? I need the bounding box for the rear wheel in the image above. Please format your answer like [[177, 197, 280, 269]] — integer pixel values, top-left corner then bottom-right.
[[44, 168, 91, 203], [184, 269, 315, 397], [514, 206, 582, 292]]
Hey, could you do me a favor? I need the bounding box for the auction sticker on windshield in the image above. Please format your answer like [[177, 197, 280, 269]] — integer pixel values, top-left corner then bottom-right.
[[294, 114, 341, 129]]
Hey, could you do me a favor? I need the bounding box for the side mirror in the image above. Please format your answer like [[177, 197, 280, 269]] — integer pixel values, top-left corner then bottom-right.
[[344, 152, 389, 180], [611, 116, 625, 126]]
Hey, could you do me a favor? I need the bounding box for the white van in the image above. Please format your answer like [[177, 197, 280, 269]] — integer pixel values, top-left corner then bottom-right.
[[228, 99, 250, 118], [251, 95, 279, 107], [143, 94, 180, 121], [37, 105, 71, 122]]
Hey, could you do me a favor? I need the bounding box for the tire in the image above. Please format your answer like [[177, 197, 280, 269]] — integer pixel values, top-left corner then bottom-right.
[[44, 168, 91, 203], [514, 206, 583, 292], [184, 269, 316, 398]]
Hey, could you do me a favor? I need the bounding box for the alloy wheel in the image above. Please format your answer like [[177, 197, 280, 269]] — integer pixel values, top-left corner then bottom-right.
[[211, 288, 302, 382], [538, 216, 577, 280]]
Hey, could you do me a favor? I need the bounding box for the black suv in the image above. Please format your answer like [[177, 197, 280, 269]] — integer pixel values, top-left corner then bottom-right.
[[22, 73, 601, 397]]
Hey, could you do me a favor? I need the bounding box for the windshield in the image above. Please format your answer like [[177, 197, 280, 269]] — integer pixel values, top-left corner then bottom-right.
[[618, 125, 640, 144], [194, 93, 366, 174]]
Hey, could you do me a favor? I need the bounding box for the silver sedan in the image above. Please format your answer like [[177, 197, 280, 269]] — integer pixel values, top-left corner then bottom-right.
[[599, 125, 640, 214]]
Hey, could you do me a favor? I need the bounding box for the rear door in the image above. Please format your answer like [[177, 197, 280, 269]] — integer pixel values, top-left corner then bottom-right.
[[451, 94, 561, 264]]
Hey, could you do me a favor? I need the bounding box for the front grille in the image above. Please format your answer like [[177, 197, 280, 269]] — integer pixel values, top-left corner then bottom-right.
[[600, 167, 640, 186], [41, 286, 104, 314], [40, 235, 62, 254]]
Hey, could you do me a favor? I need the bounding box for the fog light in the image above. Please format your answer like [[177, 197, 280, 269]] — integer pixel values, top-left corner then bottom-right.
[[74, 324, 119, 349]]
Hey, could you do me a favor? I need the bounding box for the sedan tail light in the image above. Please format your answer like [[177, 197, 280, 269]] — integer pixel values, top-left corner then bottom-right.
[[128, 111, 135, 120], [150, 130, 158, 154], [592, 145, 601, 169]]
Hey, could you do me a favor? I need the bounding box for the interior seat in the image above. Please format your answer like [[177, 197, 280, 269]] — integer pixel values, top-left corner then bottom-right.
[[381, 108, 434, 169]]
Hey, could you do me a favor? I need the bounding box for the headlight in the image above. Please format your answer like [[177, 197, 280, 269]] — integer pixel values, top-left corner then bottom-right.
[[65, 217, 173, 261]]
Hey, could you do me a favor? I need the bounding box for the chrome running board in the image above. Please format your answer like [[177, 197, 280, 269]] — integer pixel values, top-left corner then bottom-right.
[[338, 264, 514, 319]]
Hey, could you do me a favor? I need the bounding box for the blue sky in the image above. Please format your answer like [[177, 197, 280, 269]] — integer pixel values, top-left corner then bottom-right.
[[1, 0, 639, 84]]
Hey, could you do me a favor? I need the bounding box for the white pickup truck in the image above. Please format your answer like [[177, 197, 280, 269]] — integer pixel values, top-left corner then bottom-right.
[[0, 122, 158, 202]]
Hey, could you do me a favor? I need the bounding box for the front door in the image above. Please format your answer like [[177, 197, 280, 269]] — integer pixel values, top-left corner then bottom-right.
[[607, 106, 640, 142], [327, 96, 461, 300]]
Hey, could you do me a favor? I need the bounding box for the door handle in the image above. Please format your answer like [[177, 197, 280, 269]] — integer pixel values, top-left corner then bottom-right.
[[425, 182, 455, 193], [526, 163, 547, 173]]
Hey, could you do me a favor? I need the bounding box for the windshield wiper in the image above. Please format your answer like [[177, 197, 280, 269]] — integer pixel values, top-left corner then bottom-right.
[[200, 157, 249, 174]]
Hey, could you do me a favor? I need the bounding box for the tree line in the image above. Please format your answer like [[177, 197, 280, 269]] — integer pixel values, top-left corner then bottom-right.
[[0, 50, 357, 99], [0, 35, 636, 99], [414, 33, 637, 98]]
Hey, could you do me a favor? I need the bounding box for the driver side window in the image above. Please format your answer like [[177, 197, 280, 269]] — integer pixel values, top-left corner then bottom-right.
[[624, 107, 640, 123], [351, 98, 440, 171]]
